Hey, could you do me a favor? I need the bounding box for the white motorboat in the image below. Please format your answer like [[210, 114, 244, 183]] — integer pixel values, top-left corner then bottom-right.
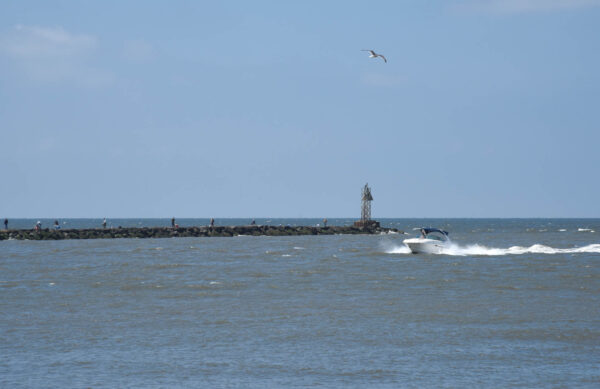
[[403, 228, 450, 254]]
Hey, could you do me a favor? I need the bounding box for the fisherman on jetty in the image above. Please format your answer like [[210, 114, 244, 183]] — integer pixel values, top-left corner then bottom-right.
[[210, 218, 215, 227], [102, 218, 107, 229], [323, 218, 328, 227], [34, 221, 42, 231], [171, 217, 175, 228], [3, 218, 7, 230], [54, 220, 61, 230]]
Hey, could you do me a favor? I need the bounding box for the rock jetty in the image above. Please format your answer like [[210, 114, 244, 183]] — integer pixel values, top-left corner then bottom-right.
[[0, 225, 401, 241]]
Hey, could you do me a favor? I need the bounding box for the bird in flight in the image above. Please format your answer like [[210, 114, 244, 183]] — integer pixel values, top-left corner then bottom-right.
[[361, 49, 387, 63]]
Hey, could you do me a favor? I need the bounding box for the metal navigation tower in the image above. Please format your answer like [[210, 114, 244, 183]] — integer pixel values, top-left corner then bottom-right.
[[361, 183, 373, 223], [354, 183, 379, 228]]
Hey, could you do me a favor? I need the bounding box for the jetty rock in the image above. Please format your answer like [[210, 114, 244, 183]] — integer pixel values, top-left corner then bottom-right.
[[0, 225, 402, 241]]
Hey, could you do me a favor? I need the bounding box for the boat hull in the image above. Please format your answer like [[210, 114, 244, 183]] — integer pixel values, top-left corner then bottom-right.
[[403, 238, 447, 254]]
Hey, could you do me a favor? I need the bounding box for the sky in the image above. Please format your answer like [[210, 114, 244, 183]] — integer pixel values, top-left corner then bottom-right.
[[1, 0, 599, 218]]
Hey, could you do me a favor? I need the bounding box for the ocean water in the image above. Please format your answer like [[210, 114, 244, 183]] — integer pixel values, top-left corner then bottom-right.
[[1, 219, 599, 387]]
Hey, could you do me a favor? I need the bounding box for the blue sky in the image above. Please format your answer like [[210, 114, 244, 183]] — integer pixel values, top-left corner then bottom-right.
[[1, 0, 599, 218]]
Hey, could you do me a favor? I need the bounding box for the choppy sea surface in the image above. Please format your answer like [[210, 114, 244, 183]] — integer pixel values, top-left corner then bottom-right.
[[1, 218, 599, 387]]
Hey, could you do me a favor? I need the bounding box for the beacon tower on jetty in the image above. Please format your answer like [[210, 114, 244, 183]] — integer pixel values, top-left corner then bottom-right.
[[354, 183, 380, 228]]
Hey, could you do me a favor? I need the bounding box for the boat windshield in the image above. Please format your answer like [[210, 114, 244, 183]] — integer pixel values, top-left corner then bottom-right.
[[425, 231, 448, 242]]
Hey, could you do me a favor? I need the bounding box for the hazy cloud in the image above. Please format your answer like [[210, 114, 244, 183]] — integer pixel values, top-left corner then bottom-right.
[[458, 0, 600, 13], [0, 25, 113, 86]]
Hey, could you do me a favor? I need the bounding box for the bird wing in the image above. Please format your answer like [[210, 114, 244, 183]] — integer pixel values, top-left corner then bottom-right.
[[378, 54, 387, 63]]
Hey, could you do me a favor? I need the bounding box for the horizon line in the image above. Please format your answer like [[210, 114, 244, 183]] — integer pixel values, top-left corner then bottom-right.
[[3, 216, 600, 220]]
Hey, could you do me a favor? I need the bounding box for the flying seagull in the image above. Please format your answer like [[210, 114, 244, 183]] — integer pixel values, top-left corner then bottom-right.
[[361, 49, 387, 63]]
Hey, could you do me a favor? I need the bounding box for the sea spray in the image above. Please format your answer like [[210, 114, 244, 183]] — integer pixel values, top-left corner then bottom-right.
[[387, 243, 600, 256]]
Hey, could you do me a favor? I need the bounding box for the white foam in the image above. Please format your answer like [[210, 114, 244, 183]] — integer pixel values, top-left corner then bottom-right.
[[578, 228, 594, 232], [387, 243, 600, 256], [558, 229, 567, 232], [386, 245, 412, 254]]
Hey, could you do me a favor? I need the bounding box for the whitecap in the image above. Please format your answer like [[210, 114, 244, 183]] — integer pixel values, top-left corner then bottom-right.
[[282, 254, 292, 257], [558, 229, 567, 232], [578, 228, 593, 232]]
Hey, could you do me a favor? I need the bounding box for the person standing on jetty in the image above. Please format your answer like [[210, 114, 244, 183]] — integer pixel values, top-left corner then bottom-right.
[[171, 217, 175, 228], [323, 218, 328, 227], [3, 218, 7, 230], [210, 218, 215, 227], [54, 220, 60, 230], [102, 218, 107, 229]]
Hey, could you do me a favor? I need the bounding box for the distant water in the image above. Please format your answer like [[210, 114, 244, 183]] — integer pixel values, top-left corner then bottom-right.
[[1, 219, 599, 387]]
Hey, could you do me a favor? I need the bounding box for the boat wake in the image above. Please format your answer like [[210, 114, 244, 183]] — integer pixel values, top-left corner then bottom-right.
[[386, 243, 600, 256]]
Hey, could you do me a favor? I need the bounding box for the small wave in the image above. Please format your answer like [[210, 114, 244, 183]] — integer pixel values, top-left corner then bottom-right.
[[151, 263, 191, 269], [558, 229, 567, 232], [293, 247, 305, 250], [386, 243, 600, 256], [578, 228, 595, 232]]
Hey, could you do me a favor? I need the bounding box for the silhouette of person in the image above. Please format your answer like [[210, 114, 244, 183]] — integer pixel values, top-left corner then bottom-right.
[[3, 218, 7, 230], [210, 218, 215, 227], [171, 217, 175, 228]]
